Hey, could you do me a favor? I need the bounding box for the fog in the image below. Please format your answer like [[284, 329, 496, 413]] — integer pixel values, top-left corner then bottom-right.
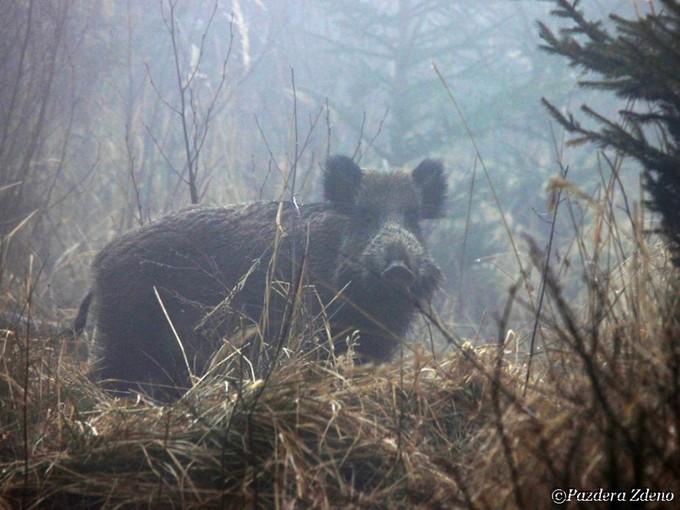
[[0, 0, 644, 341]]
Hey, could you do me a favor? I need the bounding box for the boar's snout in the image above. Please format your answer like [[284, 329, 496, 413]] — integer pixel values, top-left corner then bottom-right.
[[381, 260, 415, 288], [365, 222, 430, 294]]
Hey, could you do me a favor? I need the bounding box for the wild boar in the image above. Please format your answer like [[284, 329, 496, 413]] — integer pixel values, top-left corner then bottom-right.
[[75, 155, 446, 397]]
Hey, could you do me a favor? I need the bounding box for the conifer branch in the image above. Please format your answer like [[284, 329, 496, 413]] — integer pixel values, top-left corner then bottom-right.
[[540, 0, 680, 264]]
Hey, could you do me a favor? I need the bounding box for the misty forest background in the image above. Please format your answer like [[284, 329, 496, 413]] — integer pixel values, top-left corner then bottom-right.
[[0, 0, 648, 345]]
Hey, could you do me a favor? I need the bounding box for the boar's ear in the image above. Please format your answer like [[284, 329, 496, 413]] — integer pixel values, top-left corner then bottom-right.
[[324, 155, 363, 206], [412, 159, 447, 219]]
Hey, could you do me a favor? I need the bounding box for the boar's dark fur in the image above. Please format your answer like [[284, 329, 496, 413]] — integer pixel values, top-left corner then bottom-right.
[[75, 156, 446, 398]]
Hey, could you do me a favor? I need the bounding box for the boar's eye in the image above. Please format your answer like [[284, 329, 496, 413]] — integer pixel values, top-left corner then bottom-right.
[[352, 204, 380, 226], [404, 207, 421, 224], [357, 204, 376, 218]]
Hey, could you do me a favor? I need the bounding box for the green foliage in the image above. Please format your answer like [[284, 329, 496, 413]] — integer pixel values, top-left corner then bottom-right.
[[539, 0, 680, 265]]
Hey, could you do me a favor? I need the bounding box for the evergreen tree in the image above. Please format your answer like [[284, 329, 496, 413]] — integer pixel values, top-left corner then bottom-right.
[[539, 0, 680, 265]]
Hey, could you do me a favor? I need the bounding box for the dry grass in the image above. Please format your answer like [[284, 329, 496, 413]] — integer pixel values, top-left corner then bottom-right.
[[3, 244, 677, 508], [0, 330, 492, 508], [464, 242, 680, 508], [2, 168, 680, 510]]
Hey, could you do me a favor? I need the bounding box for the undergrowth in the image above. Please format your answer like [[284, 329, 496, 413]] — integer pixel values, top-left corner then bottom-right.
[[1, 169, 679, 508]]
